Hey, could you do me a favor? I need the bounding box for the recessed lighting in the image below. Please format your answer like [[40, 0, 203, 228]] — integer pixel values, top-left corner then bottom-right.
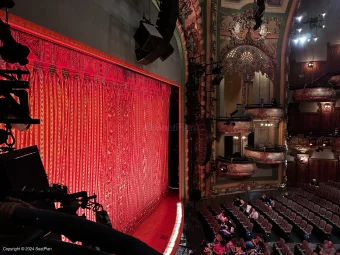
[[300, 37, 307, 44], [322, 13, 326, 17], [297, 16, 303, 22], [297, 28, 302, 33]]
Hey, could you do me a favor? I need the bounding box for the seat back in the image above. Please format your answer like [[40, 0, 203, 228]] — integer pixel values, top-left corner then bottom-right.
[[313, 216, 320, 225], [314, 204, 320, 212], [332, 214, 340, 225], [305, 224, 313, 235], [300, 220, 307, 229], [301, 240, 309, 250], [305, 247, 313, 255], [277, 238, 285, 248], [286, 224, 293, 232], [319, 220, 326, 229], [324, 224, 332, 234], [308, 212, 315, 220], [295, 216, 302, 224], [319, 208, 326, 216], [325, 211, 332, 220]]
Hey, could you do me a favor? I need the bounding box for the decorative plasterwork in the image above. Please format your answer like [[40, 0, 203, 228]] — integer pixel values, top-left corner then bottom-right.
[[226, 163, 256, 177], [218, 161, 256, 178], [178, 0, 205, 197], [243, 107, 284, 120], [211, 0, 218, 58], [292, 88, 336, 102], [179, 0, 205, 57], [244, 149, 285, 164], [217, 121, 253, 139], [221, 0, 289, 13], [287, 137, 313, 155], [220, 9, 282, 80], [223, 45, 275, 80]]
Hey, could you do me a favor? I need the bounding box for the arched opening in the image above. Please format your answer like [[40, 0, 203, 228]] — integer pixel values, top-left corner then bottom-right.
[[220, 45, 275, 117]]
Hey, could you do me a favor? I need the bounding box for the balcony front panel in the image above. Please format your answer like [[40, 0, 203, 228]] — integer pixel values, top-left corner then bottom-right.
[[244, 147, 285, 164], [292, 88, 336, 102], [217, 157, 256, 178], [244, 107, 284, 120], [288, 137, 313, 155], [226, 163, 256, 178], [217, 121, 253, 135], [329, 74, 340, 86]]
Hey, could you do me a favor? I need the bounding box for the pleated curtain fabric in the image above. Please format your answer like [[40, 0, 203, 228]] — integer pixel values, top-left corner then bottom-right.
[[1, 27, 171, 234]]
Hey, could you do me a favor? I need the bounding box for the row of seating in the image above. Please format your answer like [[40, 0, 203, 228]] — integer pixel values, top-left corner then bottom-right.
[[301, 183, 340, 206], [273, 238, 293, 255], [223, 203, 253, 234], [277, 196, 331, 240], [296, 188, 340, 216], [197, 207, 220, 238], [239, 201, 270, 237], [319, 182, 340, 196], [291, 192, 340, 229], [274, 199, 313, 239], [254, 214, 273, 238], [327, 180, 340, 190], [251, 199, 291, 239], [294, 240, 313, 255]]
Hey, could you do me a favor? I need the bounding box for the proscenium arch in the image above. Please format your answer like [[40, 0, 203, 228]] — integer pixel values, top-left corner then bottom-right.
[[151, 0, 189, 200]]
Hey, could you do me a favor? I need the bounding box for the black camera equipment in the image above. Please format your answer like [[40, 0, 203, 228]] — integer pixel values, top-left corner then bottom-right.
[[253, 0, 266, 31], [0, 0, 29, 65]]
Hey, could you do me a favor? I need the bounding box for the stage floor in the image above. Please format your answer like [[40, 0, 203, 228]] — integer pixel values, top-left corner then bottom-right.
[[132, 190, 179, 253]]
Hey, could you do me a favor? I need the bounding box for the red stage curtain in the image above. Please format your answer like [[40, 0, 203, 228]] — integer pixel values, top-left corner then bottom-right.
[[2, 27, 171, 234]]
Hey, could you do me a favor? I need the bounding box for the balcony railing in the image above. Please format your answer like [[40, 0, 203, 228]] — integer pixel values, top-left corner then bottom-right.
[[244, 145, 286, 152], [245, 104, 283, 109], [216, 156, 253, 163], [244, 145, 286, 164]]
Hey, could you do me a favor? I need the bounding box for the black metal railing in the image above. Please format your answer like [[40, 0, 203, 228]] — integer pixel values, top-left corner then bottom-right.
[[288, 131, 340, 137], [216, 156, 253, 163], [288, 84, 333, 90], [244, 145, 286, 152], [215, 117, 252, 122], [245, 104, 283, 109]]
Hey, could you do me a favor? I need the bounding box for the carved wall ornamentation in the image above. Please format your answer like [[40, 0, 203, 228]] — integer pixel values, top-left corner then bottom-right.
[[292, 88, 337, 102], [179, 0, 204, 58], [179, 0, 205, 197], [211, 0, 218, 58], [244, 149, 285, 164], [222, 44, 275, 80], [219, 9, 282, 80]]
